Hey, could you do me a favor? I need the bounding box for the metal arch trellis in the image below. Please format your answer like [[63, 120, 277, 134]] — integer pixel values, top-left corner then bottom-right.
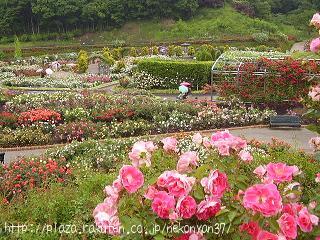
[[210, 50, 320, 101]]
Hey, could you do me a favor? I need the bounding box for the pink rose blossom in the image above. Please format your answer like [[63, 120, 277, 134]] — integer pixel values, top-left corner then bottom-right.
[[243, 183, 282, 217], [309, 86, 320, 102], [93, 203, 120, 235], [211, 130, 232, 141], [254, 165, 267, 178], [151, 191, 176, 219], [309, 201, 317, 210], [176, 196, 197, 219], [277, 213, 297, 239], [297, 207, 319, 232], [201, 170, 229, 198], [316, 173, 320, 183], [119, 165, 144, 193], [144, 185, 159, 200], [161, 137, 179, 153], [129, 141, 157, 168], [311, 38, 320, 53], [202, 137, 212, 148], [196, 196, 221, 220], [211, 130, 247, 156], [177, 151, 199, 173], [311, 13, 320, 28], [192, 133, 203, 145], [239, 150, 253, 162], [316, 236, 320, 240], [215, 141, 231, 156], [157, 171, 195, 197], [266, 163, 298, 184], [257, 231, 279, 240]]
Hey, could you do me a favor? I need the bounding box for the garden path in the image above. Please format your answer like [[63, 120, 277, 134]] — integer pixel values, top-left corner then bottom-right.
[[88, 63, 99, 74], [291, 41, 306, 52], [229, 127, 316, 153], [2, 127, 317, 164]]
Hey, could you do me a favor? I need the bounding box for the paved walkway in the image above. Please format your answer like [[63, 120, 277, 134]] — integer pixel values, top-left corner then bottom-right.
[[2, 127, 317, 164], [291, 41, 306, 52], [229, 127, 316, 153], [3, 149, 47, 164]]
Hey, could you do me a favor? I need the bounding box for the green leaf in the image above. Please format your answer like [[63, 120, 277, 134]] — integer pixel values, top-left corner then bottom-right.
[[228, 211, 237, 222]]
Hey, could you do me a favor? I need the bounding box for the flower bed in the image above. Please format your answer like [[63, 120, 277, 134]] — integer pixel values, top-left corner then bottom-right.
[[0, 132, 319, 239], [0, 92, 276, 147], [0, 64, 111, 89]]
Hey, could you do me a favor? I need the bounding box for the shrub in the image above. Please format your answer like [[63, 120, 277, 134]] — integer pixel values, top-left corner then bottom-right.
[[137, 59, 213, 89], [152, 46, 159, 55], [102, 48, 115, 66], [174, 46, 183, 56], [187, 46, 196, 56], [0, 157, 72, 202], [93, 108, 135, 123], [92, 133, 320, 239], [168, 45, 175, 56], [114, 60, 126, 73], [0, 112, 17, 127], [112, 47, 123, 60], [217, 57, 315, 103], [53, 121, 98, 143], [18, 109, 61, 126], [252, 32, 269, 44], [0, 128, 51, 148], [119, 76, 130, 88], [62, 108, 90, 122], [140, 47, 150, 56], [196, 49, 213, 61], [129, 47, 138, 57], [77, 50, 89, 73]]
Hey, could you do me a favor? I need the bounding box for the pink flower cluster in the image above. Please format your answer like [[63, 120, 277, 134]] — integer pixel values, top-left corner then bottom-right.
[[129, 141, 157, 168], [211, 130, 253, 162], [309, 85, 320, 101], [310, 13, 320, 53], [162, 137, 179, 153], [316, 173, 320, 183], [253, 163, 299, 184], [311, 13, 320, 29], [177, 151, 199, 173], [243, 183, 282, 217], [309, 137, 320, 151], [93, 165, 144, 235], [146, 171, 197, 219]]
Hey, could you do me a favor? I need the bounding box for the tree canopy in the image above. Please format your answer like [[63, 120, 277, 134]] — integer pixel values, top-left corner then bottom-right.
[[0, 0, 318, 36]]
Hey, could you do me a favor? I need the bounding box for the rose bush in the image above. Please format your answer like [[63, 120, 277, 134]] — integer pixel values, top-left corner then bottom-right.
[[0, 92, 276, 147], [93, 131, 320, 239]]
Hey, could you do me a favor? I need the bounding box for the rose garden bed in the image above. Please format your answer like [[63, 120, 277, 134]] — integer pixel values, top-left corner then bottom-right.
[[0, 131, 319, 239], [0, 91, 275, 148]]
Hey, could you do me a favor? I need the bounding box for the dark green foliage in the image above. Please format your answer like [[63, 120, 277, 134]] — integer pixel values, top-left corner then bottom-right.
[[137, 59, 213, 88]]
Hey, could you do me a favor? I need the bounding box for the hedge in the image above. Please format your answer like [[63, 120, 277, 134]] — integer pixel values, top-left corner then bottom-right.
[[137, 59, 213, 89]]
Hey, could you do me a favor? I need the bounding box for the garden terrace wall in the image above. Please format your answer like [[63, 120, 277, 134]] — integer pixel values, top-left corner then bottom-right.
[[137, 59, 213, 89]]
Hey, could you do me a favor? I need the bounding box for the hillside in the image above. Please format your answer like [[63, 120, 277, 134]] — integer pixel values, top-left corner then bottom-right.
[[0, 5, 316, 50]]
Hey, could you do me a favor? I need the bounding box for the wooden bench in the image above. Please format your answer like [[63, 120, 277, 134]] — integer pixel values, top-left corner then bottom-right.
[[270, 115, 301, 128]]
